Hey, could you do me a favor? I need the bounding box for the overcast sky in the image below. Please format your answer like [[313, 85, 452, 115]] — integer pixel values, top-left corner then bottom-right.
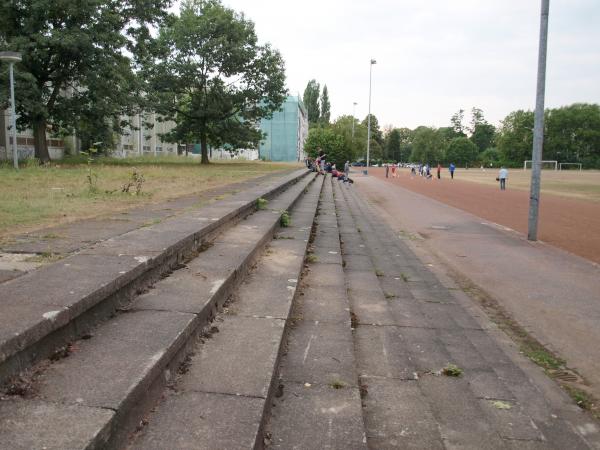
[[214, 1, 600, 130]]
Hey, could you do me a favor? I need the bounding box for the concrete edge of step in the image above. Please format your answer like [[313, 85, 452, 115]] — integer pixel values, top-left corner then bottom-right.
[[125, 176, 326, 450], [104, 173, 323, 450], [0, 173, 320, 450], [260, 176, 369, 450], [0, 169, 310, 387]]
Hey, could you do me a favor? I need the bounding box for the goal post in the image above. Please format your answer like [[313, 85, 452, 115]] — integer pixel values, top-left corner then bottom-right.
[[559, 162, 582, 171], [523, 160, 557, 170]]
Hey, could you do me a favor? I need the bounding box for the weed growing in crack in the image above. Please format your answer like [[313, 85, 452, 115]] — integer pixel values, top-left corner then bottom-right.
[[257, 197, 268, 210], [522, 347, 564, 371], [329, 379, 347, 389], [280, 210, 291, 227], [441, 363, 463, 377]]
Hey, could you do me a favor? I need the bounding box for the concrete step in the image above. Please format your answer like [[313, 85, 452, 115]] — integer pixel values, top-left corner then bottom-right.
[[265, 177, 367, 449], [128, 174, 325, 449], [0, 173, 319, 450], [0, 169, 309, 386], [333, 180, 598, 449]]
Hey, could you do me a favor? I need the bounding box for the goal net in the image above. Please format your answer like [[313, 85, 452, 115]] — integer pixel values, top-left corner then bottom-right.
[[559, 162, 582, 171], [523, 160, 557, 170]]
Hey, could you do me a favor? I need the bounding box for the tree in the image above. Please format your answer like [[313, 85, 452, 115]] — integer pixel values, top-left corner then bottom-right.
[[148, 0, 287, 164], [545, 103, 600, 167], [320, 85, 331, 124], [331, 115, 365, 163], [480, 148, 501, 167], [496, 110, 534, 166], [445, 137, 479, 167], [385, 129, 401, 161], [0, 0, 168, 162], [397, 127, 413, 163], [304, 127, 347, 167], [468, 107, 496, 152], [362, 114, 383, 145], [469, 107, 485, 133], [303, 79, 320, 125], [497, 104, 600, 168], [439, 126, 463, 142], [410, 126, 445, 163], [450, 109, 466, 136], [471, 123, 496, 153]]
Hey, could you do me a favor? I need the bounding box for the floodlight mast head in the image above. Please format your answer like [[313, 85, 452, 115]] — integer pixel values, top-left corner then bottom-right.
[[0, 52, 22, 63]]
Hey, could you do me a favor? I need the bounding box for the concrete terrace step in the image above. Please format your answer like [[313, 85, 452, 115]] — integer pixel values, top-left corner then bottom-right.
[[334, 180, 599, 449], [127, 174, 325, 450], [0, 169, 308, 386], [265, 176, 367, 449], [0, 172, 320, 450]]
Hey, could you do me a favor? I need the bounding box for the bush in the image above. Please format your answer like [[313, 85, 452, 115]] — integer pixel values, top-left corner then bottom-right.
[[304, 127, 349, 168]]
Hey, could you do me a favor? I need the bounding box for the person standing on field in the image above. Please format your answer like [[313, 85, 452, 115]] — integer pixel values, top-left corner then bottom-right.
[[385, 164, 389, 178], [437, 163, 441, 179], [449, 163, 456, 179], [498, 166, 508, 190]]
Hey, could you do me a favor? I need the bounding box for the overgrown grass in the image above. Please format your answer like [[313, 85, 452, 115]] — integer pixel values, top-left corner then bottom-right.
[[0, 157, 297, 238]]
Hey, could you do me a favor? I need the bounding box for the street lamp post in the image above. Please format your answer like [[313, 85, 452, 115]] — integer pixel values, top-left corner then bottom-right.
[[366, 58, 376, 175], [527, 0, 550, 241], [351, 102, 357, 142], [0, 51, 22, 169]]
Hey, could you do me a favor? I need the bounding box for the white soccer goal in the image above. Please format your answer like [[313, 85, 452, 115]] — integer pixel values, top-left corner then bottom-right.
[[523, 160, 558, 170], [559, 162, 583, 171]]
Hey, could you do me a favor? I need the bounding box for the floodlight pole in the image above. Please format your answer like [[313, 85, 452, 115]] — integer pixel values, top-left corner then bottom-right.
[[351, 102, 357, 142], [0, 52, 22, 169], [528, 0, 550, 241], [9, 63, 18, 169], [366, 59, 376, 174]]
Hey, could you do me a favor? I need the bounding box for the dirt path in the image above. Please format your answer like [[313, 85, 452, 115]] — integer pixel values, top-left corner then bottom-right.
[[367, 168, 600, 264]]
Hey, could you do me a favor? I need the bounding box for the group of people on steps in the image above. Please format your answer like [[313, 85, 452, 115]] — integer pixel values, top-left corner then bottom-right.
[[305, 148, 354, 184]]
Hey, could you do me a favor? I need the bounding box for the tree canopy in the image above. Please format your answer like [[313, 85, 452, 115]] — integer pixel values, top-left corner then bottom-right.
[[446, 137, 479, 166], [330, 115, 365, 163], [0, 0, 169, 161], [410, 127, 445, 164], [302, 79, 320, 125], [320, 85, 331, 124], [147, 0, 287, 164], [495, 110, 535, 166], [304, 127, 346, 168], [469, 108, 496, 152]]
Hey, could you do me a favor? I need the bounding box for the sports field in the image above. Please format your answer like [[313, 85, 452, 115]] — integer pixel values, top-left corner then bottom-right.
[[447, 168, 600, 202], [369, 167, 600, 263]]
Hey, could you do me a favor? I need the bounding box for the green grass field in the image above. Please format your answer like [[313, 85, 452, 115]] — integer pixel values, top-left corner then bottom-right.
[[0, 156, 298, 237]]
